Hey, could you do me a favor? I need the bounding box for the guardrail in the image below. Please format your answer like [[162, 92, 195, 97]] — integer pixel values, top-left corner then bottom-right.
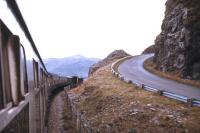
[[111, 56, 200, 107]]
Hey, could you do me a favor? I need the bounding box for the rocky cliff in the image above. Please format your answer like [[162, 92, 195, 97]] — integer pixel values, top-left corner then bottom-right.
[[88, 50, 130, 75], [154, 0, 200, 79]]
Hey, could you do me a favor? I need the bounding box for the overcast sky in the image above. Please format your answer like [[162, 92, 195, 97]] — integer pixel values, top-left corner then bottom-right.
[[16, 0, 166, 59]]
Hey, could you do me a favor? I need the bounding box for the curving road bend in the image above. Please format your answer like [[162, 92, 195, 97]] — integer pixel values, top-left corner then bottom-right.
[[118, 54, 200, 100]]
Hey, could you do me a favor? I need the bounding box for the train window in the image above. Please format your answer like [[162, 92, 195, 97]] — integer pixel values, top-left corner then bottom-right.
[[0, 20, 12, 106], [0, 20, 28, 107], [40, 68, 42, 83], [0, 53, 3, 109], [7, 35, 22, 105], [43, 71, 46, 82], [0, 22, 3, 109], [20, 45, 28, 94], [33, 59, 39, 88], [40, 68, 44, 84], [44, 73, 47, 83]]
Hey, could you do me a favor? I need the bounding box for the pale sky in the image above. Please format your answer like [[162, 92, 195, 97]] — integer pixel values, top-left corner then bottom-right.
[[16, 0, 166, 59]]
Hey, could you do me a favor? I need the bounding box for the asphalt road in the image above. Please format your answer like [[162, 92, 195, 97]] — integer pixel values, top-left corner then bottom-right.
[[118, 54, 200, 100]]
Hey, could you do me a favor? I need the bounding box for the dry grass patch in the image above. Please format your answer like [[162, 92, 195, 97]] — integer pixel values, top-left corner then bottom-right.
[[144, 57, 200, 88], [68, 63, 200, 133]]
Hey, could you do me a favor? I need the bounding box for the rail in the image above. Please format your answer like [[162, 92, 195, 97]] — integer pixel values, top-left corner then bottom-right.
[[111, 56, 200, 107]]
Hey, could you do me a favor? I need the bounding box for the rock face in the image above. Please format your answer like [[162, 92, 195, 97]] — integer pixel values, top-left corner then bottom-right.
[[142, 45, 156, 54], [154, 0, 200, 79], [88, 50, 130, 75]]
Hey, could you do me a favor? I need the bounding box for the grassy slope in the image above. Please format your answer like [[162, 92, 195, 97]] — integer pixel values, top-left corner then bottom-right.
[[68, 62, 200, 133]]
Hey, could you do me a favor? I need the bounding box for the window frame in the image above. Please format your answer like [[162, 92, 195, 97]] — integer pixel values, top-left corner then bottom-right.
[[0, 44, 3, 109], [33, 59, 39, 89], [0, 20, 13, 108], [7, 35, 23, 105], [40, 68, 43, 85], [20, 45, 28, 94]]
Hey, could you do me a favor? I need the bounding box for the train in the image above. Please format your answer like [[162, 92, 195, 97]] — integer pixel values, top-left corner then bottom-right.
[[0, 1, 82, 133]]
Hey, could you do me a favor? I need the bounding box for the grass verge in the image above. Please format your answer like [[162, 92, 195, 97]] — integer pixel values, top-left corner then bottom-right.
[[144, 57, 200, 88]]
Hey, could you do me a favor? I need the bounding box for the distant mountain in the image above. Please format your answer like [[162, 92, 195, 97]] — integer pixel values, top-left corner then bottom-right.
[[44, 55, 100, 78]]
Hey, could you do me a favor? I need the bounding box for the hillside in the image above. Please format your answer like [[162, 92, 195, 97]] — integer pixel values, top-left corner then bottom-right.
[[68, 57, 200, 132], [142, 45, 156, 54], [44, 55, 100, 78], [88, 50, 130, 75]]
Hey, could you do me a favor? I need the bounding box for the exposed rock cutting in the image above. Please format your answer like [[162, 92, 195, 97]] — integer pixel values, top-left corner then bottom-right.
[[154, 0, 200, 79]]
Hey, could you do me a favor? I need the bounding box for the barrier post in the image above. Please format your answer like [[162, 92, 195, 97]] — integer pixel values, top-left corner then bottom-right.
[[157, 90, 163, 96], [127, 80, 132, 84], [187, 98, 193, 107], [141, 84, 144, 89], [120, 76, 124, 81]]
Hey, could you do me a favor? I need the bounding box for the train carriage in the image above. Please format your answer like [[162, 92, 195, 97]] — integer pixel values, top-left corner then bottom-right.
[[0, 1, 82, 133]]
